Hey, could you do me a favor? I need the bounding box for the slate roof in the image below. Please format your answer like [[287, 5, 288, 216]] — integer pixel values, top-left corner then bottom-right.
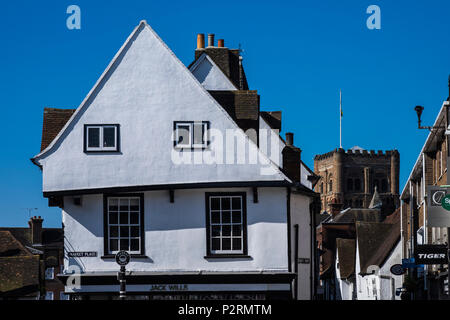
[[356, 215, 400, 275], [40, 108, 75, 151], [331, 208, 381, 224], [336, 238, 356, 279], [0, 227, 63, 248]]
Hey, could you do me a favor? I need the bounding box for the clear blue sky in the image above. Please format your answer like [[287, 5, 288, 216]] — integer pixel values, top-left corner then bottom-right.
[[1, 0, 449, 227]]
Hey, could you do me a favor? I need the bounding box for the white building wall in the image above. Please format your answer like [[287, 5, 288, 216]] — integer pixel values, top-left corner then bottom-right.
[[36, 23, 285, 193], [190, 54, 237, 91], [290, 192, 312, 300], [63, 187, 289, 273]]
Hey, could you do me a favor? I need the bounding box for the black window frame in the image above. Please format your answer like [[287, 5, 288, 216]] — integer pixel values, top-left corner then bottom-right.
[[84, 124, 120, 153], [205, 192, 248, 258], [102, 193, 145, 258], [173, 121, 210, 150]]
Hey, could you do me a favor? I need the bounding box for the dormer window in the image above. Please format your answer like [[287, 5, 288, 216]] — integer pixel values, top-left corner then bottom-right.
[[173, 121, 209, 149], [84, 124, 120, 152]]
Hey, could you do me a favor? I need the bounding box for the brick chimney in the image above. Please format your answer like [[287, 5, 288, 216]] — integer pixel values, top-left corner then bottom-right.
[[28, 216, 43, 245], [329, 198, 343, 217], [282, 133, 302, 182]]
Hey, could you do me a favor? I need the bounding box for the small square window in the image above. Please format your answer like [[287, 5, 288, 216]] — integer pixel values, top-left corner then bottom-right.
[[174, 121, 209, 149], [84, 124, 120, 152]]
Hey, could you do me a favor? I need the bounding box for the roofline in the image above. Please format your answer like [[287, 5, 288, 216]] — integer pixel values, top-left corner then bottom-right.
[[42, 180, 294, 197], [400, 100, 449, 198], [32, 21, 291, 184]]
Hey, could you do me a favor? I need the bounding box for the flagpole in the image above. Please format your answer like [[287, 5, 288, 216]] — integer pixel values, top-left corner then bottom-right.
[[340, 90, 342, 149]]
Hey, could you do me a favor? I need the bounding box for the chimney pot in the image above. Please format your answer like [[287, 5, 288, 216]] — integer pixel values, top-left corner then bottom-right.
[[28, 216, 43, 245], [197, 33, 205, 49], [286, 132, 294, 146], [207, 34, 215, 47], [217, 39, 224, 47]]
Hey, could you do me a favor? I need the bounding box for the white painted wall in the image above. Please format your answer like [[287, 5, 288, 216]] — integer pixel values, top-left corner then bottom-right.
[[189, 53, 237, 91], [290, 192, 312, 300], [35, 22, 286, 192], [355, 239, 402, 300], [63, 187, 289, 273]]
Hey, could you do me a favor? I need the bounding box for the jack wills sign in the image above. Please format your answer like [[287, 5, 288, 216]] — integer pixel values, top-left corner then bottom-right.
[[414, 245, 448, 265]]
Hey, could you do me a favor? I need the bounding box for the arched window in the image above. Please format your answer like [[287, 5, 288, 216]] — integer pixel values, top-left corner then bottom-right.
[[355, 179, 361, 191], [329, 180, 333, 193], [347, 179, 353, 191], [320, 183, 324, 194]]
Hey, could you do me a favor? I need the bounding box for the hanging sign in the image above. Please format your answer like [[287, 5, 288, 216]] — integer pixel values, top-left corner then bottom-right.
[[427, 186, 450, 227], [414, 245, 448, 265]]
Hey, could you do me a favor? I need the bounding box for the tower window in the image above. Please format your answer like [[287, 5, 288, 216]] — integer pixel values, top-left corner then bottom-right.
[[347, 179, 353, 191]]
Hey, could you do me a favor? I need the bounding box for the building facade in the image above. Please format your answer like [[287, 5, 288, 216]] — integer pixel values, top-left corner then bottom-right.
[[31, 21, 319, 300], [400, 79, 450, 300], [314, 147, 400, 216]]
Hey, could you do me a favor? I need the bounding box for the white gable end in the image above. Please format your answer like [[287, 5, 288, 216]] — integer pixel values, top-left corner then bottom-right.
[[35, 22, 287, 192], [189, 53, 237, 91]]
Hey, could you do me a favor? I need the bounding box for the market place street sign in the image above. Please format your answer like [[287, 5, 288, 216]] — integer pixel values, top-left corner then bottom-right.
[[68, 252, 97, 257], [414, 245, 448, 265]]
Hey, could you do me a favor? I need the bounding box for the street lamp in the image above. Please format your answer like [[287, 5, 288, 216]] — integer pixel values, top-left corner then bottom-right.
[[414, 105, 447, 131]]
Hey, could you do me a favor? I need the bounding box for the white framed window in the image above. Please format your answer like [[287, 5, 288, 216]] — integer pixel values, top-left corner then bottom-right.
[[84, 124, 119, 152], [106, 195, 144, 255], [45, 267, 54, 280], [45, 291, 54, 300], [174, 121, 209, 149], [206, 193, 247, 255]]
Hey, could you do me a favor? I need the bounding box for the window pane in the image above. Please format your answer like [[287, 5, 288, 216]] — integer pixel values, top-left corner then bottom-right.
[[232, 238, 242, 251], [232, 211, 241, 223], [177, 125, 190, 146], [210, 198, 220, 210], [222, 225, 231, 236], [211, 212, 220, 224], [103, 127, 116, 147], [130, 226, 139, 237], [193, 123, 204, 145], [211, 238, 221, 250], [120, 226, 129, 237], [110, 239, 118, 252], [120, 239, 129, 251], [211, 225, 221, 237], [119, 212, 128, 224], [222, 211, 231, 224], [221, 198, 231, 210], [88, 127, 100, 148], [109, 199, 118, 211], [232, 225, 241, 236], [119, 199, 129, 211], [130, 199, 139, 211], [222, 238, 231, 250], [231, 197, 241, 210], [130, 239, 139, 251], [109, 213, 118, 225], [130, 212, 139, 225], [110, 226, 118, 237]]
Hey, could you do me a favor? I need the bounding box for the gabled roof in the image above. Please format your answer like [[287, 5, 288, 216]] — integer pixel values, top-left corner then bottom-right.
[[331, 208, 381, 224], [336, 238, 356, 279], [356, 220, 399, 275], [32, 21, 291, 191], [0, 231, 41, 297]]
